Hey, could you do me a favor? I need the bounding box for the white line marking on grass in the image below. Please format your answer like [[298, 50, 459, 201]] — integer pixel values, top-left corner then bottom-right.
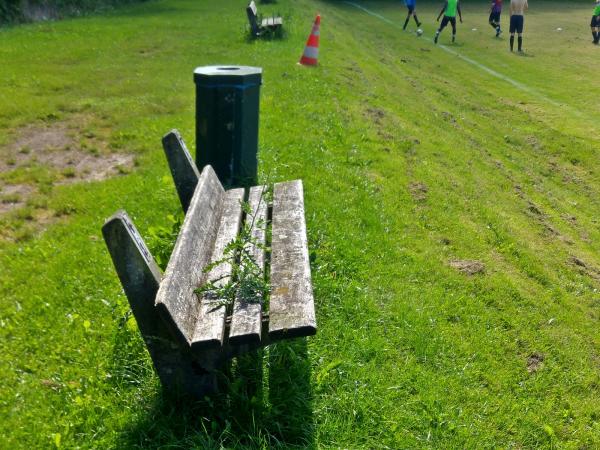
[[345, 1, 561, 107], [346, 1, 398, 26]]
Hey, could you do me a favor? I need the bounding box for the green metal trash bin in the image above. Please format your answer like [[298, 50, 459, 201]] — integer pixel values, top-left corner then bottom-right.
[[194, 65, 262, 187]]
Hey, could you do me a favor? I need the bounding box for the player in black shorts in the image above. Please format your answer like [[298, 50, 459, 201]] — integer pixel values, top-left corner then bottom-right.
[[509, 15, 524, 51], [403, 0, 422, 31], [434, 0, 462, 44], [509, 0, 527, 52]]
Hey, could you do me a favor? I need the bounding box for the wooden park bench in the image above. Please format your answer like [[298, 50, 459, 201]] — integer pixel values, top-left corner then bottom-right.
[[102, 130, 316, 398], [246, 0, 283, 37]]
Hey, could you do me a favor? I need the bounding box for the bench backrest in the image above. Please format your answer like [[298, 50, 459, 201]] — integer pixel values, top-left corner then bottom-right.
[[246, 1, 260, 35], [155, 165, 229, 346], [248, 0, 257, 16]]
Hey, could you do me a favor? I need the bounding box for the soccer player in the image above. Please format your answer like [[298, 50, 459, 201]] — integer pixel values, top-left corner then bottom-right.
[[434, 0, 463, 44], [403, 0, 422, 31], [489, 0, 502, 37], [591, 0, 600, 44], [509, 0, 528, 52]]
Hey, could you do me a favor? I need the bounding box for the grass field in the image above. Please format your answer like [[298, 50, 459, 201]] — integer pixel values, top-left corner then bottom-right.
[[1, 0, 599, 448]]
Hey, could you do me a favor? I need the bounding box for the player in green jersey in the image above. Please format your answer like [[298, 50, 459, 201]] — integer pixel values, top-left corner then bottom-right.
[[591, 0, 600, 44], [434, 0, 463, 44]]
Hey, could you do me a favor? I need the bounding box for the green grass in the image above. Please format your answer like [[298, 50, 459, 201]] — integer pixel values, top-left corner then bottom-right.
[[1, 0, 600, 448]]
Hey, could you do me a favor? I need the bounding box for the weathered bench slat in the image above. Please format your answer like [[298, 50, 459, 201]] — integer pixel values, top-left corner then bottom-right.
[[191, 187, 245, 350], [262, 17, 283, 27], [155, 166, 224, 346], [162, 130, 200, 213], [102, 211, 164, 342], [269, 180, 316, 339], [229, 185, 268, 345]]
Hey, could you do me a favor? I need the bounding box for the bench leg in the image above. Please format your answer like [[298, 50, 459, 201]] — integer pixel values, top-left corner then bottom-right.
[[162, 130, 200, 213], [103, 211, 218, 398]]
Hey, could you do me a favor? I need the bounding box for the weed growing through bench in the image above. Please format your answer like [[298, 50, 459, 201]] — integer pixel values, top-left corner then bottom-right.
[[195, 188, 271, 310]]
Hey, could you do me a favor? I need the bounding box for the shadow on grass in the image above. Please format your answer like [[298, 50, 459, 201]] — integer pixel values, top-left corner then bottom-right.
[[245, 27, 286, 42], [116, 339, 314, 449]]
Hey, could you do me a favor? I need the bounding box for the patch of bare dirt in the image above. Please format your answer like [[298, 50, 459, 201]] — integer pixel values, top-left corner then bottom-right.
[[441, 111, 457, 125], [5, 123, 73, 158], [365, 107, 385, 122], [569, 256, 600, 281], [526, 201, 544, 216], [525, 135, 544, 152], [524, 200, 568, 241], [409, 181, 428, 202], [53, 151, 134, 184], [527, 352, 544, 373], [571, 256, 587, 268], [2, 121, 134, 179], [449, 259, 485, 275], [0, 119, 135, 216], [0, 185, 34, 214], [405, 76, 423, 93], [514, 184, 525, 199]]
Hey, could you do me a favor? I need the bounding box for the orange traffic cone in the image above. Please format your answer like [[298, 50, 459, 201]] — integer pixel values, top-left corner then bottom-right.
[[299, 15, 320, 66]]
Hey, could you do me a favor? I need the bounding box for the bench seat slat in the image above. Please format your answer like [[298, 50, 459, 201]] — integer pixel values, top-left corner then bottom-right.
[[229, 186, 268, 345], [262, 17, 283, 27], [191, 188, 245, 350], [155, 166, 224, 346], [269, 180, 316, 339]]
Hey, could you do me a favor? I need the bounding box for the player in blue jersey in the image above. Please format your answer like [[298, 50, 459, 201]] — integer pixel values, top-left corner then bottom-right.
[[403, 0, 422, 30]]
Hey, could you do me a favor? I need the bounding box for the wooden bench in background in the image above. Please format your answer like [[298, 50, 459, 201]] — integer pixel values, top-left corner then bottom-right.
[[246, 0, 283, 37], [102, 130, 316, 397]]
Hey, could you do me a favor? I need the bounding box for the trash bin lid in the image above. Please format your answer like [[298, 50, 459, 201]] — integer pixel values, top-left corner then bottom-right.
[[194, 66, 262, 86]]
